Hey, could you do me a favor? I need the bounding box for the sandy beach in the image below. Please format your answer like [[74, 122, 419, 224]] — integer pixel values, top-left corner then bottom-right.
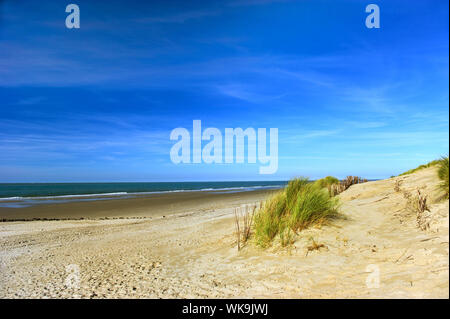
[[0, 189, 276, 221], [0, 166, 448, 298]]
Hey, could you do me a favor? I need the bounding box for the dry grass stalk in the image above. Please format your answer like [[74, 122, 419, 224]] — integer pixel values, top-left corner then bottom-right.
[[405, 189, 431, 231], [416, 190, 429, 213], [306, 237, 326, 256], [242, 205, 256, 243], [234, 204, 257, 250], [416, 190, 430, 231], [394, 180, 402, 192], [234, 208, 241, 251], [341, 176, 368, 190], [437, 156, 449, 199], [329, 176, 368, 196], [402, 190, 412, 200], [328, 184, 340, 197]]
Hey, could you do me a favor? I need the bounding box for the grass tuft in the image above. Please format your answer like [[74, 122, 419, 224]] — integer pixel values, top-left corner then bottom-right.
[[315, 176, 340, 189], [253, 191, 287, 247], [437, 156, 449, 199], [254, 178, 339, 247], [234, 205, 256, 250], [315, 176, 340, 196]]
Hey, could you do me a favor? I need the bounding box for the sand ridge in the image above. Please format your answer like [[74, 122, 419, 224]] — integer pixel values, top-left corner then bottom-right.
[[0, 167, 448, 298]]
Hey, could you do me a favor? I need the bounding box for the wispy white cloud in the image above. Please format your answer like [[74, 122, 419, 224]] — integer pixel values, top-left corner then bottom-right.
[[215, 83, 289, 103], [135, 10, 220, 24], [281, 129, 341, 144], [227, 0, 291, 7], [344, 121, 387, 129], [16, 96, 47, 105]]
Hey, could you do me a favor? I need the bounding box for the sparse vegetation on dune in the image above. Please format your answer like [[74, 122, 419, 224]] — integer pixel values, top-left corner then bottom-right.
[[437, 156, 449, 199], [399, 159, 441, 176], [328, 176, 368, 196], [399, 156, 448, 199], [253, 177, 340, 247]]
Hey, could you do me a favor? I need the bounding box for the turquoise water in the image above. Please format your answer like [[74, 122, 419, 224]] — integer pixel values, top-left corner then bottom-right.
[[0, 181, 287, 198], [0, 182, 287, 208]]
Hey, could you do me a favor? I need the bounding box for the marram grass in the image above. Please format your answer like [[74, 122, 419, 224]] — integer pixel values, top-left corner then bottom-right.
[[314, 176, 340, 189], [399, 159, 441, 176], [253, 177, 340, 247], [437, 156, 449, 199]]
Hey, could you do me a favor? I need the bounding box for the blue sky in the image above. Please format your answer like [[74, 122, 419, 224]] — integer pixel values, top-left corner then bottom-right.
[[0, 0, 448, 182]]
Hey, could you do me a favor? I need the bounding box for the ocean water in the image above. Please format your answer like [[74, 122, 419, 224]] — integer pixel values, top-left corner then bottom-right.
[[0, 182, 287, 208]]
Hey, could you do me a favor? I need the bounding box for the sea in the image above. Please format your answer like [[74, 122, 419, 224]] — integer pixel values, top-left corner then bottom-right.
[[0, 182, 287, 208]]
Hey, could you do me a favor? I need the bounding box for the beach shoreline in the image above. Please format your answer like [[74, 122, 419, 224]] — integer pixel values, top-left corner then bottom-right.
[[0, 189, 276, 221]]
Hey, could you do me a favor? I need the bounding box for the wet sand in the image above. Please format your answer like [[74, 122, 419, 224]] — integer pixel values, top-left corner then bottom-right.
[[0, 189, 276, 221]]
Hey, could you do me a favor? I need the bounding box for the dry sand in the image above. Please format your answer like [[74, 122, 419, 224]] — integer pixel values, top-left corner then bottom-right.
[[0, 167, 448, 298]]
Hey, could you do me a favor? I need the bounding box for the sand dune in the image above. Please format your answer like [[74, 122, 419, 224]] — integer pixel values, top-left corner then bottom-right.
[[0, 167, 448, 298]]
